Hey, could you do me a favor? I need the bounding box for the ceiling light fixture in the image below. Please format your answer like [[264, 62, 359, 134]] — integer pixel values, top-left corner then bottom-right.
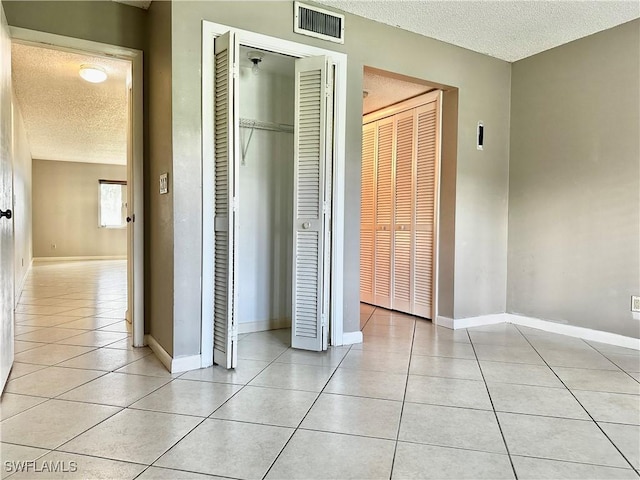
[[247, 52, 264, 76], [79, 65, 107, 83]]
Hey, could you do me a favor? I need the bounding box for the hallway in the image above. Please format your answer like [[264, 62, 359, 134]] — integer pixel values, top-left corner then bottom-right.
[[1, 261, 639, 479]]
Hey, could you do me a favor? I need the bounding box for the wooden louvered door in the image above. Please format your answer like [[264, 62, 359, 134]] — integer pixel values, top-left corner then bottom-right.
[[413, 101, 438, 318], [213, 31, 239, 368], [360, 122, 376, 304], [373, 117, 394, 309], [392, 110, 415, 314], [291, 55, 332, 351]]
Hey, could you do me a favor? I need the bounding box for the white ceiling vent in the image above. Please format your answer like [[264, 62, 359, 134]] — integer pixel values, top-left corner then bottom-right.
[[294, 1, 345, 44]]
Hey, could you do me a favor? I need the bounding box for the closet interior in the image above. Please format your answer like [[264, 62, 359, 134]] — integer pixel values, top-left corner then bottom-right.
[[237, 46, 295, 345], [360, 68, 441, 320]]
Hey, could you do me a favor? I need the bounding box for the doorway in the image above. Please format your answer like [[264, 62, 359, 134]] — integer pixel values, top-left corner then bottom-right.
[[1, 28, 144, 391], [359, 67, 443, 334], [201, 22, 348, 370]]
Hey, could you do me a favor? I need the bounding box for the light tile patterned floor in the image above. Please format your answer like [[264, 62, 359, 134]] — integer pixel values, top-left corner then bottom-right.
[[1, 260, 639, 479]]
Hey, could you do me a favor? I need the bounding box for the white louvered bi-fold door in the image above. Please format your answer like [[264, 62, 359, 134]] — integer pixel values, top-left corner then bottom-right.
[[374, 117, 394, 309], [213, 31, 239, 368], [392, 110, 415, 314], [292, 55, 331, 351], [360, 123, 376, 304], [413, 102, 437, 318]]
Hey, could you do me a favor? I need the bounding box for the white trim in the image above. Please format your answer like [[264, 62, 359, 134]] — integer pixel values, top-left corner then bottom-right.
[[509, 314, 640, 351], [145, 334, 204, 373], [435, 313, 508, 330], [171, 354, 203, 373], [201, 21, 347, 359], [145, 334, 172, 371], [342, 331, 363, 345], [14, 259, 32, 308], [435, 313, 639, 351], [33, 256, 127, 262], [10, 27, 145, 349], [238, 318, 292, 334]]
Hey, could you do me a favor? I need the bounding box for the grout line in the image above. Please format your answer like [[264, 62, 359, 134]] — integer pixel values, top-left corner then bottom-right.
[[467, 328, 519, 480], [515, 325, 639, 473], [388, 307, 417, 480], [581, 340, 640, 384], [261, 334, 353, 479]]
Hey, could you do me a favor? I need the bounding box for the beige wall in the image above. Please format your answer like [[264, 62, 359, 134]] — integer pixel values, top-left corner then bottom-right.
[[508, 20, 640, 338], [32, 160, 127, 258], [170, 1, 511, 355], [12, 94, 31, 302], [147, 0, 174, 354]]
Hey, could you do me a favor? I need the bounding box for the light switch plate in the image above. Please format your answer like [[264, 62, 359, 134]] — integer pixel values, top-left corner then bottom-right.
[[159, 173, 168, 195]]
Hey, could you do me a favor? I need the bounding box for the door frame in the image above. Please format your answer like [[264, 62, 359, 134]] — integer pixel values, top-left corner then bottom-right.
[[9, 27, 145, 347], [201, 21, 347, 367]]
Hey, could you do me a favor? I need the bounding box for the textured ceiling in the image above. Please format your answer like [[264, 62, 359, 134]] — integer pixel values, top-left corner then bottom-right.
[[317, 1, 640, 61], [12, 43, 130, 165], [363, 69, 433, 115]]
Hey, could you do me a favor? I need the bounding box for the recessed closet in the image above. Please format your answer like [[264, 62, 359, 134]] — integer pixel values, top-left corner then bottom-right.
[[360, 70, 442, 320], [237, 46, 295, 336]]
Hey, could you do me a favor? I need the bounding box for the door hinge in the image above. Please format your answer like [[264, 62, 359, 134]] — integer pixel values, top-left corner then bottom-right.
[[231, 197, 238, 212], [321, 314, 327, 328], [322, 201, 329, 214], [233, 62, 239, 79]]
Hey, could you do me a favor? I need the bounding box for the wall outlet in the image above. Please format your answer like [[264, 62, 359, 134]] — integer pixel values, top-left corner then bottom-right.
[[632, 296, 640, 313]]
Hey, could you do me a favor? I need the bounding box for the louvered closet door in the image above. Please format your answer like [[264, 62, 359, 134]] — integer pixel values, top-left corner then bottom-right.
[[291, 55, 331, 351], [360, 122, 376, 304], [392, 110, 415, 314], [374, 117, 394, 309], [213, 31, 239, 368], [413, 101, 438, 318]]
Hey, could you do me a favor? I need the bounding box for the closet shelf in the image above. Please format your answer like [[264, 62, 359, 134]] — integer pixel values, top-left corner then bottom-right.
[[240, 118, 294, 133]]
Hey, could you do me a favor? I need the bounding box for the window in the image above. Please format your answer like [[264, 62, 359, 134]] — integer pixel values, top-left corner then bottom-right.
[[99, 180, 127, 228]]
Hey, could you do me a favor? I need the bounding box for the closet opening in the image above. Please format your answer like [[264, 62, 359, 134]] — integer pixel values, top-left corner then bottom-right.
[[359, 66, 444, 334], [235, 46, 296, 359], [203, 22, 348, 370]]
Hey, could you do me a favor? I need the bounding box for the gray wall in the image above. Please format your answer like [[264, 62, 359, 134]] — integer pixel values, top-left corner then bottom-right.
[[32, 159, 127, 257], [3, 1, 147, 51], [147, 0, 174, 355], [11, 94, 31, 301], [170, 1, 511, 356], [508, 19, 640, 338]]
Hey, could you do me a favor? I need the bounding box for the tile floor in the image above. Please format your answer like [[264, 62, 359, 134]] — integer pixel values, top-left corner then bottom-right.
[[1, 260, 639, 479]]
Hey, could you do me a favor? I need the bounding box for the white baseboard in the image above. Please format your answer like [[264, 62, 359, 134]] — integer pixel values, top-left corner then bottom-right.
[[436, 314, 508, 330], [238, 317, 291, 334], [34, 255, 127, 262], [342, 330, 363, 345], [145, 334, 203, 373], [14, 260, 32, 308], [508, 314, 640, 351], [435, 313, 639, 351], [172, 353, 203, 373]]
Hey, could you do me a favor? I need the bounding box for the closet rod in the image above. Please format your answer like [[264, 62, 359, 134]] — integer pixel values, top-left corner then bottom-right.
[[240, 118, 294, 133]]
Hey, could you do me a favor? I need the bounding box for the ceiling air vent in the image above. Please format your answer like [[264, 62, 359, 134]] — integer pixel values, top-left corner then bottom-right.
[[294, 1, 345, 44]]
